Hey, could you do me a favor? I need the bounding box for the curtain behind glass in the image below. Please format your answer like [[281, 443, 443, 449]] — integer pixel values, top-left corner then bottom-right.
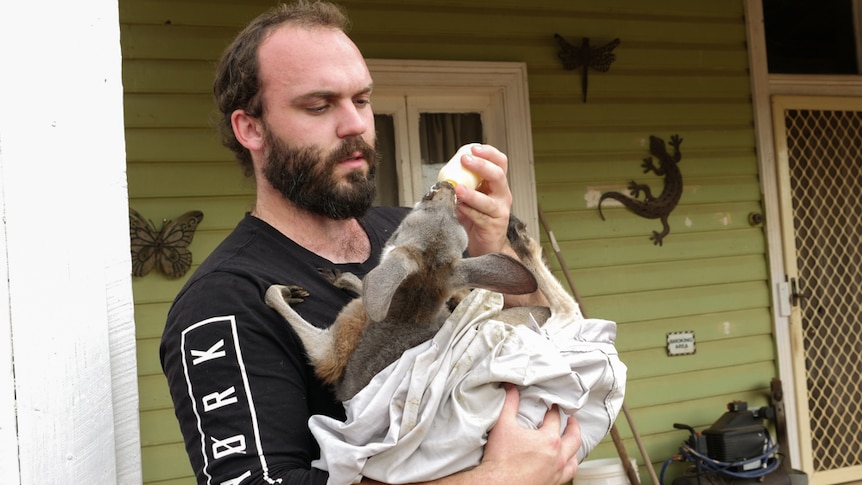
[[419, 113, 483, 190], [419, 113, 483, 164], [374, 114, 399, 207]]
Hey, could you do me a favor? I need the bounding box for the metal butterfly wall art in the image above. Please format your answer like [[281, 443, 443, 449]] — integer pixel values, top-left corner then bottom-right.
[[129, 208, 204, 278], [554, 34, 620, 102]]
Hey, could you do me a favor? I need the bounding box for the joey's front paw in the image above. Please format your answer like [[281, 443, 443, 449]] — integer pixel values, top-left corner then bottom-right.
[[318, 267, 342, 284], [265, 284, 311, 315], [283, 285, 309, 304], [320, 267, 363, 295]]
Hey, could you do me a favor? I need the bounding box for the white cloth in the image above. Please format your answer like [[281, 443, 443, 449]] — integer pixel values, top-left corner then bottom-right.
[[309, 289, 627, 485]]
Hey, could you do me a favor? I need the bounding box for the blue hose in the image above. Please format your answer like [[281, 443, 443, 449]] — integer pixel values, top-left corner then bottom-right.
[[661, 435, 781, 485]]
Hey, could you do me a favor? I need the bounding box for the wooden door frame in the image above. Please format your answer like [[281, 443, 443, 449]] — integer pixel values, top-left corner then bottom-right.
[[745, 0, 862, 473]]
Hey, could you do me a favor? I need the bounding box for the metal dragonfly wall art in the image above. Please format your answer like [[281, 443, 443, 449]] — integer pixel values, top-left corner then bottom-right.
[[553, 34, 620, 102]]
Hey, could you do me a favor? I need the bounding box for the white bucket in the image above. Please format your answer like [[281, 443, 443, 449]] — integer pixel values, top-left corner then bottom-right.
[[574, 457, 639, 485]]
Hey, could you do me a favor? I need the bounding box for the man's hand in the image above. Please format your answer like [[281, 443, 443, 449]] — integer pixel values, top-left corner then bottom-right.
[[452, 144, 513, 258], [454, 145, 549, 308], [477, 383, 581, 485]]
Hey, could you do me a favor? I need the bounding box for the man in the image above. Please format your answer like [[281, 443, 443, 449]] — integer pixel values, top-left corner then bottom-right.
[[160, 2, 582, 484]]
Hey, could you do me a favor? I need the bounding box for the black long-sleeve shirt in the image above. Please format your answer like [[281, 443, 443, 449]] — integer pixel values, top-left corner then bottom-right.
[[160, 208, 408, 485]]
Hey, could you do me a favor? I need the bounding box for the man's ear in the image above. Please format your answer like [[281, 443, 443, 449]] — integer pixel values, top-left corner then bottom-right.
[[231, 109, 265, 151]]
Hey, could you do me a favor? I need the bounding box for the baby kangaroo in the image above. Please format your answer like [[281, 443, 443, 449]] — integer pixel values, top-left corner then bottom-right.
[[265, 181, 538, 400]]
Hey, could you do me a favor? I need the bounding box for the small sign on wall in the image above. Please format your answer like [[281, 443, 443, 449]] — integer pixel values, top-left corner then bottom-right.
[[667, 331, 696, 356]]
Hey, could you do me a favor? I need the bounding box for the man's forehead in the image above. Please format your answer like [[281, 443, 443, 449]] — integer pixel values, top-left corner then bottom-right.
[[259, 25, 360, 68], [258, 25, 371, 92]]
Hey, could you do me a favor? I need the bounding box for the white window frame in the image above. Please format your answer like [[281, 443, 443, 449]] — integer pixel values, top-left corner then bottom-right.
[[367, 59, 540, 239]]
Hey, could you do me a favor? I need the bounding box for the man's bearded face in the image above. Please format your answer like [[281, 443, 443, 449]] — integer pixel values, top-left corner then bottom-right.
[[262, 129, 378, 220]]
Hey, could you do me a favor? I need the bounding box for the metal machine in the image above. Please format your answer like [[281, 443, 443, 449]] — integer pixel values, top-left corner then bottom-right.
[[664, 393, 807, 485]]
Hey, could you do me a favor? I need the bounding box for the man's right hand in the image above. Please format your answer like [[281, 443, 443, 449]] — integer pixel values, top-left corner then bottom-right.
[[477, 383, 582, 485]]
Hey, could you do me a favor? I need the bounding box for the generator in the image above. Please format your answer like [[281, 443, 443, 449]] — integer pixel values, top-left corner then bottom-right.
[[667, 401, 787, 485], [702, 401, 774, 471]]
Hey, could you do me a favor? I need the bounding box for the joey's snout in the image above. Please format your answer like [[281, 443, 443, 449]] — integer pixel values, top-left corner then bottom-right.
[[430, 180, 455, 191], [425, 181, 457, 206]]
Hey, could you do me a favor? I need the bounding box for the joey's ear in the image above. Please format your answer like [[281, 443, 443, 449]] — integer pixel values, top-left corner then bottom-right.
[[454, 253, 538, 295], [231, 109, 265, 151], [363, 248, 418, 321]]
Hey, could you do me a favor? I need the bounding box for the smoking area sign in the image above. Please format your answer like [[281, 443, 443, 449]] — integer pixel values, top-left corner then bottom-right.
[[667, 331, 696, 356]]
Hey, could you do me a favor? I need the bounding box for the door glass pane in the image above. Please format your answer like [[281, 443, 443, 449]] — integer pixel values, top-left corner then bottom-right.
[[764, 0, 858, 74], [374, 114, 399, 207], [418, 113, 483, 190]]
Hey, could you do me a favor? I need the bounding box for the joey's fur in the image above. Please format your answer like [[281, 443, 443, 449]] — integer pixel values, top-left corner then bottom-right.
[[266, 182, 538, 400], [497, 215, 581, 333]]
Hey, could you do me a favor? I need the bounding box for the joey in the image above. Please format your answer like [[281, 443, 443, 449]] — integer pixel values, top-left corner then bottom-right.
[[266, 181, 537, 400]]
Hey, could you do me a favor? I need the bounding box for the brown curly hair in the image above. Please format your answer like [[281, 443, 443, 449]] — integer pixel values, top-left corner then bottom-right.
[[213, 1, 350, 177]]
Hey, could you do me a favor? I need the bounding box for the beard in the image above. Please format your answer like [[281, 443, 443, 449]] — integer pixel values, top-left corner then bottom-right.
[[262, 131, 379, 220]]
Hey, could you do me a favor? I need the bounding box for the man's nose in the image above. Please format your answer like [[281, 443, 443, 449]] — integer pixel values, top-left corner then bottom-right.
[[336, 103, 369, 139]]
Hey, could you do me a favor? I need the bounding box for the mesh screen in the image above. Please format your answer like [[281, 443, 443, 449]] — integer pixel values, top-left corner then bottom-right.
[[784, 108, 862, 471]]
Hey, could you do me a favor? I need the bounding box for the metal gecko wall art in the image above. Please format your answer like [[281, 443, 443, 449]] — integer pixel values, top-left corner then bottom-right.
[[553, 34, 620, 102], [598, 134, 684, 246]]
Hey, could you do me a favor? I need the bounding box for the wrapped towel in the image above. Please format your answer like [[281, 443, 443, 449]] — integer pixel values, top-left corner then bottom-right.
[[309, 289, 627, 485]]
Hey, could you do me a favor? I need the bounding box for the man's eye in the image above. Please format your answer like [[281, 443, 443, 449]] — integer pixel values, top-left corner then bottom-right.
[[307, 105, 329, 113]]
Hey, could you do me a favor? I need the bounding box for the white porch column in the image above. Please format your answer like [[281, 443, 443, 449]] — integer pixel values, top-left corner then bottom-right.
[[0, 0, 141, 483]]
